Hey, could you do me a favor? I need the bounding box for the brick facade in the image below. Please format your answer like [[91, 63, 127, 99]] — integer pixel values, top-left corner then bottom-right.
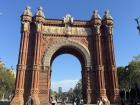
[[10, 7, 120, 105]]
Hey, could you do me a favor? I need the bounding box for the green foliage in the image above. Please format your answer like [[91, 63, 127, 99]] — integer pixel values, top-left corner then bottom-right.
[[128, 61, 140, 87], [54, 80, 82, 100], [117, 67, 128, 90], [0, 60, 15, 99], [73, 79, 82, 97], [50, 89, 58, 97], [117, 54, 140, 90]]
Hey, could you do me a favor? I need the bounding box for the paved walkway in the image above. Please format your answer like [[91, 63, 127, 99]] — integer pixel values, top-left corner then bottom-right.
[[57, 103, 73, 105], [0, 101, 10, 105]]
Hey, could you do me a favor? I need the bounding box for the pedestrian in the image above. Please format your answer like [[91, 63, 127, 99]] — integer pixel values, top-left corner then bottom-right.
[[55, 95, 57, 102], [51, 97, 57, 105], [120, 99, 125, 105], [102, 98, 110, 105], [80, 97, 84, 105], [73, 97, 77, 105], [26, 96, 33, 105], [61, 98, 66, 105], [97, 97, 103, 105], [76, 97, 80, 105]]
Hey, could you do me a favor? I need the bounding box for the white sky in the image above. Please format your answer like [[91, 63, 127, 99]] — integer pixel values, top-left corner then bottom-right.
[[51, 79, 79, 92]]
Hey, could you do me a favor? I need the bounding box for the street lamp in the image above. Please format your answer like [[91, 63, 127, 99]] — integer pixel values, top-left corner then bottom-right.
[[125, 66, 134, 104], [125, 66, 131, 90], [135, 18, 140, 35]]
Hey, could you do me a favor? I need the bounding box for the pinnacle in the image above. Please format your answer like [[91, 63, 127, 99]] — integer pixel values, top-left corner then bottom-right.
[[91, 10, 101, 19], [103, 10, 113, 20], [35, 6, 45, 18], [22, 5, 32, 17]]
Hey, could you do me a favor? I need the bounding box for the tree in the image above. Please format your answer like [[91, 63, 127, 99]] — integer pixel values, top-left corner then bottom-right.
[[73, 79, 82, 97], [0, 59, 15, 100], [117, 66, 128, 89], [117, 54, 140, 90], [128, 55, 140, 87]]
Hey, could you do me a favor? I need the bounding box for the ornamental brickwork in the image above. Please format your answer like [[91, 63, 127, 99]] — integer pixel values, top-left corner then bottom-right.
[[10, 6, 120, 105]]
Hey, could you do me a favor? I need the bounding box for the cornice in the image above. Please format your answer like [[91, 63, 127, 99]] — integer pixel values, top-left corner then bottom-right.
[[44, 19, 91, 27]]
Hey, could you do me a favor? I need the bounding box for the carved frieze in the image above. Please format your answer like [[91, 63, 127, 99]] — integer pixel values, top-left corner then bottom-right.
[[43, 26, 92, 36]]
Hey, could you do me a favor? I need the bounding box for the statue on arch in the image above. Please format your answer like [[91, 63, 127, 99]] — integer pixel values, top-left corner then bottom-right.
[[63, 14, 74, 28], [26, 96, 33, 105]]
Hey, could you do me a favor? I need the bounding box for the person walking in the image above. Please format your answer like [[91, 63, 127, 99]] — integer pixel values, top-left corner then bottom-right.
[[51, 97, 57, 105], [61, 98, 66, 105], [80, 98, 84, 105], [76, 97, 80, 105], [97, 97, 103, 105], [73, 97, 77, 105], [26, 96, 33, 105], [102, 98, 110, 105]]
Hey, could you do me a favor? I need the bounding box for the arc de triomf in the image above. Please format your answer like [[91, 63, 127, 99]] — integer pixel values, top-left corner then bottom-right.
[[11, 6, 120, 105]]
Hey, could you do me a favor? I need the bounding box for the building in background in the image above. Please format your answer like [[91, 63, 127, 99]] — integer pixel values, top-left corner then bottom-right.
[[58, 87, 62, 94]]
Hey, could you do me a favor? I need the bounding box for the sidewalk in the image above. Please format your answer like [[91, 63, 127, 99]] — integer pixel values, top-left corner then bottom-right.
[[0, 101, 10, 105]]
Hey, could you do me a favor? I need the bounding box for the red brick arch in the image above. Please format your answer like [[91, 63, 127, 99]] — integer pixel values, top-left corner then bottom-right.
[[10, 7, 120, 105], [42, 39, 91, 67]]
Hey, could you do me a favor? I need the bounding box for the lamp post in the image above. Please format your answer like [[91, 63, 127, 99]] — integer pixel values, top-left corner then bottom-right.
[[135, 18, 140, 35], [125, 66, 132, 103], [125, 66, 131, 90]]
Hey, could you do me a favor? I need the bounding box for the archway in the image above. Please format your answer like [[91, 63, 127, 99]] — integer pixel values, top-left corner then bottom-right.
[[42, 40, 92, 104], [51, 54, 82, 103], [11, 8, 120, 105], [42, 40, 91, 67]]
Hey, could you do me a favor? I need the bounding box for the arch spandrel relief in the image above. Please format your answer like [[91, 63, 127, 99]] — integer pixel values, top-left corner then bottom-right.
[[43, 26, 92, 36]]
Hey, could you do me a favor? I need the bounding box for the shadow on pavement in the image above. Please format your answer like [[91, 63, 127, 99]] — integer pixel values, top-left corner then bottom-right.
[[0, 102, 10, 105]]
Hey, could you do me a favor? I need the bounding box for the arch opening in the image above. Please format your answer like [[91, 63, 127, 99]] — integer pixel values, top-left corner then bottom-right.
[[50, 46, 86, 101], [42, 40, 91, 67], [42, 40, 91, 104], [51, 54, 82, 101], [50, 46, 86, 68]]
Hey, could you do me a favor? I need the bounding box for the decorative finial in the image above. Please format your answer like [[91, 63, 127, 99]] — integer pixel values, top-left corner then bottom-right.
[[103, 10, 113, 20], [38, 6, 43, 10], [35, 6, 45, 18], [91, 10, 101, 19], [23, 5, 32, 16]]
